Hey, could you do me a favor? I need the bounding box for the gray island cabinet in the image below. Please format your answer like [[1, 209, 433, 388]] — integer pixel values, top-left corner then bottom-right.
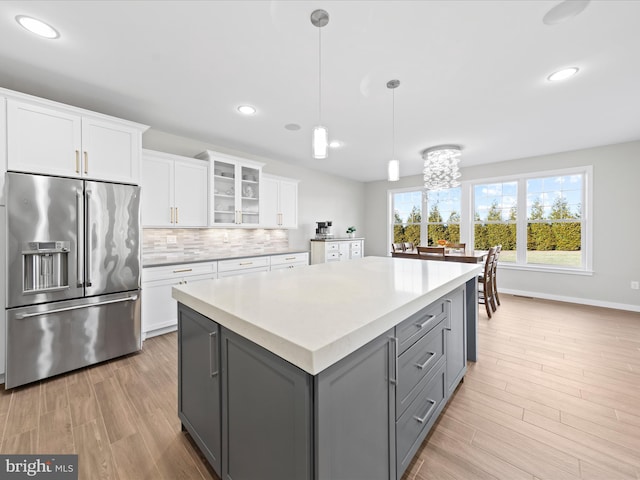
[[173, 256, 480, 480]]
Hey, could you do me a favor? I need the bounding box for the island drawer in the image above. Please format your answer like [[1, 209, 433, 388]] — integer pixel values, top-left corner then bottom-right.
[[396, 298, 447, 354], [396, 360, 446, 478], [396, 320, 445, 418]]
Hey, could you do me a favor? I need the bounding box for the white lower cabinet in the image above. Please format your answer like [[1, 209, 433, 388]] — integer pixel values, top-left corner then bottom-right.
[[142, 262, 217, 338], [142, 253, 309, 338], [270, 252, 309, 270], [217, 256, 270, 278], [310, 239, 364, 264]]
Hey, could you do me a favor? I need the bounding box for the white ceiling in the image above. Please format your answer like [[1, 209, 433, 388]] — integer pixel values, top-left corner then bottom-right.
[[1, 1, 639, 183]]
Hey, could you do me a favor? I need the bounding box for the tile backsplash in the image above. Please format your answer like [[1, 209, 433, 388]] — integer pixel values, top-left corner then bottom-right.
[[143, 228, 290, 261]]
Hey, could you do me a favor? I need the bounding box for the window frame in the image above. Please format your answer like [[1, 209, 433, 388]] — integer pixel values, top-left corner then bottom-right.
[[388, 186, 427, 247], [469, 166, 592, 274], [388, 165, 593, 275]]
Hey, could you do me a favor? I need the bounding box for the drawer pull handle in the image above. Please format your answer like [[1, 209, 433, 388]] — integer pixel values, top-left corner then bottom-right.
[[415, 351, 435, 370], [445, 299, 453, 330], [285, 257, 296, 260], [173, 268, 193, 273], [414, 398, 436, 424], [389, 337, 398, 385], [239, 262, 253, 266], [209, 331, 218, 377], [416, 315, 435, 329]]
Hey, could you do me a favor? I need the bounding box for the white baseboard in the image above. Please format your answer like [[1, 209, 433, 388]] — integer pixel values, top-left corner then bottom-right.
[[500, 288, 640, 313], [143, 324, 178, 341]]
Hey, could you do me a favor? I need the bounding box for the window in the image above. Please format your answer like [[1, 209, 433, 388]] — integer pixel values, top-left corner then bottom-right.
[[426, 188, 461, 246], [391, 190, 422, 246], [526, 174, 583, 267], [389, 188, 461, 247], [473, 181, 517, 263], [388, 166, 591, 272], [471, 168, 589, 270]]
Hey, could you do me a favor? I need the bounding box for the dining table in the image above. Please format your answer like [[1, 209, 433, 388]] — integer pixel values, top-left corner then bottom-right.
[[391, 248, 487, 264]]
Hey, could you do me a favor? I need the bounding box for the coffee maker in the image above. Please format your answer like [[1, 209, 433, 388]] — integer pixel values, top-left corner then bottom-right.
[[315, 221, 333, 239]]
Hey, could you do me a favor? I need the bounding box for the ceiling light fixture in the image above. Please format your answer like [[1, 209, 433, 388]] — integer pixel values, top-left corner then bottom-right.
[[311, 9, 329, 159], [329, 140, 342, 148], [543, 0, 590, 26], [237, 105, 256, 115], [15, 15, 59, 39], [422, 145, 462, 191], [547, 67, 579, 82], [387, 79, 400, 182]]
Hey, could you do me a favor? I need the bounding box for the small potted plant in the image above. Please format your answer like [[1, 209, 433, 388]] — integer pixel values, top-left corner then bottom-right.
[[346, 226, 356, 238]]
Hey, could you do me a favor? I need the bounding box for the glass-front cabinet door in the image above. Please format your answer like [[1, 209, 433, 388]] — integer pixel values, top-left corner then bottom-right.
[[204, 151, 264, 226], [212, 160, 237, 225], [240, 165, 260, 225]]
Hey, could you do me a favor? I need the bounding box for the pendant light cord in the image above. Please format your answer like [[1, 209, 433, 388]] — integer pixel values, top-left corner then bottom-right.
[[392, 87, 395, 159], [318, 26, 322, 124]]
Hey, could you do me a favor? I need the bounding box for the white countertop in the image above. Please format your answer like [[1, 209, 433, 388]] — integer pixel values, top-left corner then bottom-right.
[[172, 256, 481, 375]]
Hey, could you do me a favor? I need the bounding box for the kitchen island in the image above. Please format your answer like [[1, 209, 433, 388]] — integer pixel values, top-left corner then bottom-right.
[[172, 256, 481, 480]]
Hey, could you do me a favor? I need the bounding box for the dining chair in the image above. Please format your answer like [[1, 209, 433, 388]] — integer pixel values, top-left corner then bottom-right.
[[492, 244, 502, 307], [447, 243, 466, 253], [478, 246, 497, 318], [392, 242, 405, 253], [403, 242, 415, 252], [416, 246, 446, 258]]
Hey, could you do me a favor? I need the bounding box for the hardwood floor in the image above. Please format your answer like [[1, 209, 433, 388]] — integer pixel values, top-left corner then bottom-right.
[[1, 294, 639, 480], [402, 295, 640, 480]]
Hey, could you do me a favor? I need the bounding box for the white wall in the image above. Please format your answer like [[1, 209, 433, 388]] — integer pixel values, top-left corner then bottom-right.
[[364, 141, 640, 310], [142, 130, 366, 252]]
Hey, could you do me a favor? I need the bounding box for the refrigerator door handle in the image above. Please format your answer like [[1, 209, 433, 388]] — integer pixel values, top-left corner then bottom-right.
[[85, 188, 93, 287], [76, 188, 84, 287], [15, 295, 139, 319]]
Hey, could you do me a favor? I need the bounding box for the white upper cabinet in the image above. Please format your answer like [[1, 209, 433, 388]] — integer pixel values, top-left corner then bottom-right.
[[4, 92, 147, 184], [81, 116, 142, 184], [261, 174, 298, 229], [141, 149, 209, 227], [196, 150, 264, 227]]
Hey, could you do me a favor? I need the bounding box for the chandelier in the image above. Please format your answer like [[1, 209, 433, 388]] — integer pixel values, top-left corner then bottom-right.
[[422, 145, 462, 190]]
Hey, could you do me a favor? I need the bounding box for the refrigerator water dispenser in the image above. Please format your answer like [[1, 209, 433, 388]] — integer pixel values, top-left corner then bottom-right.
[[22, 241, 70, 293]]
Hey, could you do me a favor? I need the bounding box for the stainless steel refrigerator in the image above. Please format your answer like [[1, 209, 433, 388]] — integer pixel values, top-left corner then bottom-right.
[[4, 172, 141, 388]]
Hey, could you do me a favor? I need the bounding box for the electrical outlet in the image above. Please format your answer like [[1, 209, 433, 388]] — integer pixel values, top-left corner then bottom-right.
[[631, 281, 639, 290], [223, 232, 229, 243], [166, 235, 177, 245]]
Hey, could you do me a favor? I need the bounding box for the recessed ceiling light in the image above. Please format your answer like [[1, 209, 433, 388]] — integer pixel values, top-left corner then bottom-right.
[[329, 140, 342, 148], [284, 123, 301, 131], [15, 15, 59, 39], [237, 105, 256, 115], [547, 67, 579, 82], [543, 0, 590, 26]]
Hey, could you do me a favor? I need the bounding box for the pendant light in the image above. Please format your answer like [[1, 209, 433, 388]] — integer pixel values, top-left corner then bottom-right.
[[387, 79, 400, 181], [311, 9, 329, 159]]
